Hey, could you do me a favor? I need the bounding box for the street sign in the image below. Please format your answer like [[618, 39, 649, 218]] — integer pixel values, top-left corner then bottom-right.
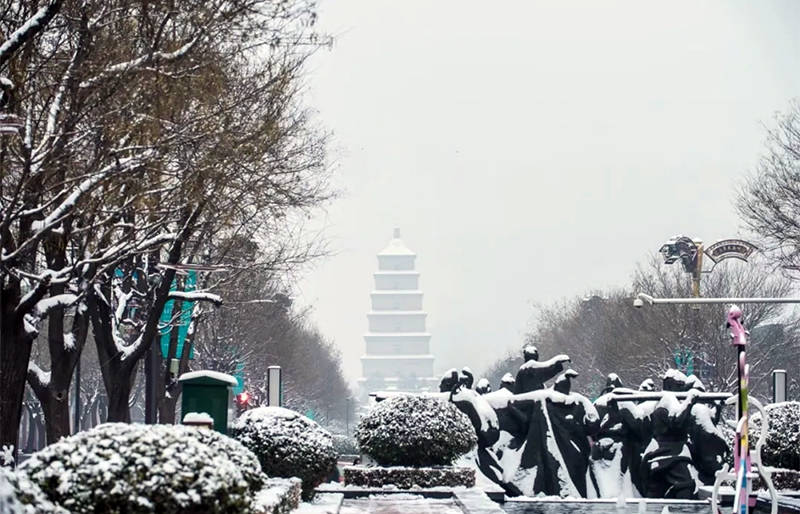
[[704, 239, 758, 264]]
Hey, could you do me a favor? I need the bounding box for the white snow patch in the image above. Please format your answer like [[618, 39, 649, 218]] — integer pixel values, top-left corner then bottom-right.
[[0, 445, 13, 467], [519, 354, 570, 371], [182, 412, 213, 424], [178, 370, 237, 386], [27, 362, 51, 387]]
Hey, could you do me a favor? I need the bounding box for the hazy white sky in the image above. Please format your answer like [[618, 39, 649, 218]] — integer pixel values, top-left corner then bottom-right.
[[296, 1, 800, 384]]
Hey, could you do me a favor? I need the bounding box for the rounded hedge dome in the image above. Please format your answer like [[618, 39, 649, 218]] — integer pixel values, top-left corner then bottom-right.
[[20, 423, 264, 514], [231, 407, 336, 499], [356, 395, 477, 466]]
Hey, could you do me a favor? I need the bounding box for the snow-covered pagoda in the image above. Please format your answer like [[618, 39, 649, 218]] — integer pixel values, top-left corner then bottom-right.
[[358, 229, 438, 402]]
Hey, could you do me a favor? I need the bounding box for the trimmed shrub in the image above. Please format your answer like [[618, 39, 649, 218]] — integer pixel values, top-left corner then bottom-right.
[[251, 478, 302, 514], [0, 467, 66, 514], [21, 423, 265, 513], [355, 395, 477, 467], [231, 407, 336, 500], [343, 465, 475, 489], [754, 469, 800, 491], [750, 401, 800, 470]]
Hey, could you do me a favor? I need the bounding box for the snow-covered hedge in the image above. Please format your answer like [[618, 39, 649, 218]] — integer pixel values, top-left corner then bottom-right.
[[355, 395, 477, 467], [21, 423, 265, 513], [231, 407, 336, 500], [754, 469, 800, 491], [251, 477, 302, 514], [750, 401, 800, 470], [343, 465, 475, 489], [0, 467, 66, 514]]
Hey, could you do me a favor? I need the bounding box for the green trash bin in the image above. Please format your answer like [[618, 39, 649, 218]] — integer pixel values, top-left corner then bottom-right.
[[178, 370, 237, 434]]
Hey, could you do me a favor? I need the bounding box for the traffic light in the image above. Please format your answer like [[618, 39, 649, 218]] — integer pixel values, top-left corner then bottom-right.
[[236, 391, 251, 411]]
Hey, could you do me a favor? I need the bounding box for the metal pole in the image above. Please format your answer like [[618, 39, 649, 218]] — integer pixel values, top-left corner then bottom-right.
[[73, 357, 80, 432], [346, 398, 350, 437], [145, 341, 157, 423], [692, 242, 703, 298], [606, 391, 730, 402], [636, 293, 800, 306]]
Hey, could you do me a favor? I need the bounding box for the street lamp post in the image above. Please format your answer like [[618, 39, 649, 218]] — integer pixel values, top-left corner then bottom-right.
[[658, 236, 759, 297], [345, 397, 350, 437]]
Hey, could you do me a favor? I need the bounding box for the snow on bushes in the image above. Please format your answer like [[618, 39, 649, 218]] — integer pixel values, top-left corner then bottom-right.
[[356, 395, 477, 467], [251, 477, 302, 514], [750, 401, 800, 470], [344, 465, 475, 489], [0, 469, 25, 514], [0, 466, 66, 514], [21, 423, 265, 513], [231, 407, 336, 500]]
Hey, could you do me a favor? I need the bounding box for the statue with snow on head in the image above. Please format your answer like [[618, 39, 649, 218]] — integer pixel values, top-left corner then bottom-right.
[[640, 388, 701, 499], [475, 377, 491, 395], [500, 372, 515, 392], [459, 367, 474, 389], [514, 345, 571, 394], [439, 368, 459, 392], [546, 369, 600, 497], [684, 376, 727, 485], [591, 373, 649, 498]]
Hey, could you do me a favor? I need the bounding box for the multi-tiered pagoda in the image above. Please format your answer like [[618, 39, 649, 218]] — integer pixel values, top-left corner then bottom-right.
[[358, 229, 438, 401]]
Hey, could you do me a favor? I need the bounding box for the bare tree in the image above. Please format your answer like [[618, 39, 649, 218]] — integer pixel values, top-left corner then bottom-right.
[[739, 100, 800, 272]]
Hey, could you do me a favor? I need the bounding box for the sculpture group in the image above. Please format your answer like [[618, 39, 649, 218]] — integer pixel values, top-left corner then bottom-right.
[[446, 345, 730, 499]]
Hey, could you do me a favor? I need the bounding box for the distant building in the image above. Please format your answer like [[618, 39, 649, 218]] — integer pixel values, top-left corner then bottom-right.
[[358, 229, 438, 402]]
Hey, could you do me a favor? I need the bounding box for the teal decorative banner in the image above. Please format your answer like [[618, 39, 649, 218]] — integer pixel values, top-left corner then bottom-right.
[[159, 270, 197, 359]]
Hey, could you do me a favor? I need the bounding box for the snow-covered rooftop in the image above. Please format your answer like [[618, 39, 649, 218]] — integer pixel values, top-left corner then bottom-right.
[[364, 332, 431, 338], [361, 354, 435, 360], [377, 228, 416, 256], [367, 310, 426, 316], [183, 412, 214, 424], [370, 290, 423, 295], [178, 370, 238, 386]]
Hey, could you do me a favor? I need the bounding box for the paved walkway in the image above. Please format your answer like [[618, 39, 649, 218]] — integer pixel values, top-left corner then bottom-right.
[[340, 495, 463, 513]]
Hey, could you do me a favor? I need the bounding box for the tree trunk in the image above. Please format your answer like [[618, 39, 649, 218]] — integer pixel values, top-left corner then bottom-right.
[[42, 391, 71, 443], [106, 371, 134, 423], [157, 298, 187, 424], [35, 415, 45, 450], [158, 391, 179, 424], [23, 405, 36, 453], [0, 311, 34, 458]]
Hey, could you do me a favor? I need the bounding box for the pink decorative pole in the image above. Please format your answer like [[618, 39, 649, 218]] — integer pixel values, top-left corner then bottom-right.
[[727, 306, 753, 514]]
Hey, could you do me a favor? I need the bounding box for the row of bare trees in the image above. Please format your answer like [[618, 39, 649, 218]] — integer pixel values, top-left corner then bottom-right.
[[0, 0, 334, 457]]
